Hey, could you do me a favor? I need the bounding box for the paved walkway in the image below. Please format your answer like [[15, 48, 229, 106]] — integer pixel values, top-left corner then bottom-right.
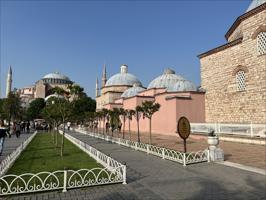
[[0, 133, 32, 162], [6, 130, 265, 200], [95, 128, 266, 169]]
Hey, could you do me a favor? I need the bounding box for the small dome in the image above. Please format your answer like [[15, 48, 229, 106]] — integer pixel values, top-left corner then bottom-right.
[[121, 84, 145, 98], [105, 65, 142, 86], [147, 68, 185, 90], [168, 80, 197, 92], [43, 72, 70, 81], [246, 0, 266, 12]]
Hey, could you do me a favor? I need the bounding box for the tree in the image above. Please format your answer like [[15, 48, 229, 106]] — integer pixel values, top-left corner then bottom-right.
[[42, 97, 62, 146], [109, 108, 121, 137], [125, 109, 135, 141], [141, 101, 160, 144], [71, 96, 96, 124], [68, 84, 86, 100], [26, 98, 45, 120], [101, 108, 109, 135], [134, 106, 143, 143], [119, 108, 127, 139], [2, 92, 22, 127]]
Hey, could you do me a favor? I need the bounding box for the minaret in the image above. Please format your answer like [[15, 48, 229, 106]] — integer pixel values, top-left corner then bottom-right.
[[6, 65, 12, 97], [101, 64, 107, 88], [95, 77, 99, 97]]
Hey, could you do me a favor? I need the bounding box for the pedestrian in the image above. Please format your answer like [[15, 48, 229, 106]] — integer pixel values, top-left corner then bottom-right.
[[26, 121, 30, 133], [0, 120, 10, 156], [15, 122, 21, 138], [67, 122, 71, 131]]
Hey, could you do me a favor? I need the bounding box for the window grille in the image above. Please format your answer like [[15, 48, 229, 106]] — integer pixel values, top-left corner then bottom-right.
[[257, 32, 266, 55], [236, 70, 246, 91]]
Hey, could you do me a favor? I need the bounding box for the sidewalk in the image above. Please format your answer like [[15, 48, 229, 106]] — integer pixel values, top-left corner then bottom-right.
[[0, 133, 32, 163], [91, 128, 266, 169]]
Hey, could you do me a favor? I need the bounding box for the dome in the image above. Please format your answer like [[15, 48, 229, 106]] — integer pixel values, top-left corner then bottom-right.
[[121, 83, 145, 98], [168, 80, 197, 92], [147, 68, 185, 90], [43, 72, 70, 81], [105, 65, 142, 86]]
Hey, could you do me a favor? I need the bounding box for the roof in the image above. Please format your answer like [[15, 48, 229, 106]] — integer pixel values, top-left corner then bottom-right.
[[246, 0, 266, 12], [105, 65, 142, 87], [225, 2, 266, 40], [42, 72, 70, 81], [147, 68, 197, 92], [121, 83, 145, 98]]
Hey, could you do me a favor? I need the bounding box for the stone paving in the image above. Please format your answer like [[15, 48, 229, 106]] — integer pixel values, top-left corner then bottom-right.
[[0, 132, 32, 162], [98, 129, 266, 169], [4, 130, 265, 200]]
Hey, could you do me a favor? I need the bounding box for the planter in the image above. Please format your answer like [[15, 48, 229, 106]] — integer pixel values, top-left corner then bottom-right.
[[207, 136, 219, 150]]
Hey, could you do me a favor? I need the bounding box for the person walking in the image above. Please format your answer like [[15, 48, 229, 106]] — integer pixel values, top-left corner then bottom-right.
[[0, 121, 10, 156], [15, 122, 21, 138], [26, 121, 30, 133], [67, 122, 71, 131]]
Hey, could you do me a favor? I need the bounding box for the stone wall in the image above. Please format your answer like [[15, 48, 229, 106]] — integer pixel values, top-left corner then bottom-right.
[[200, 10, 266, 123]]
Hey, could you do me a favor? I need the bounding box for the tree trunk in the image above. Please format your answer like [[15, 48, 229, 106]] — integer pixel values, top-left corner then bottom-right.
[[137, 115, 140, 143], [128, 119, 131, 141], [123, 117, 125, 139], [61, 120, 65, 157], [56, 125, 58, 147], [149, 118, 152, 145]]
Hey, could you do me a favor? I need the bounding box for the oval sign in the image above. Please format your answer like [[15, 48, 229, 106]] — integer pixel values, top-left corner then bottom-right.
[[177, 116, 191, 140]]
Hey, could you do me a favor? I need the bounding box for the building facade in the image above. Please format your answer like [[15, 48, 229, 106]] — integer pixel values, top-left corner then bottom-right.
[[96, 65, 205, 135], [198, 1, 266, 124]]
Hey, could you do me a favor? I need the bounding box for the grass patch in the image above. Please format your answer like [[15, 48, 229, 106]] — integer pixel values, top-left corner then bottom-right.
[[7, 132, 102, 175]]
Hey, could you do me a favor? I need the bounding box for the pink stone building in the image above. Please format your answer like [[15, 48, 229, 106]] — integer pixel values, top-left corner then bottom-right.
[[96, 66, 205, 136]]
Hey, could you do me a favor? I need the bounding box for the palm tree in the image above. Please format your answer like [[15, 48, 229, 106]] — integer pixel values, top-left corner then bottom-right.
[[134, 106, 143, 143], [102, 108, 109, 136], [141, 101, 160, 144], [125, 109, 135, 141], [119, 108, 127, 139]]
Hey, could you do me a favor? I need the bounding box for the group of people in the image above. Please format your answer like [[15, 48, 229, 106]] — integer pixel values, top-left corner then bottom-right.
[[12, 121, 31, 137]]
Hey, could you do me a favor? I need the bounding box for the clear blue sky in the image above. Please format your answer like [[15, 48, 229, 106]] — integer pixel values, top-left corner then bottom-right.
[[0, 0, 251, 98]]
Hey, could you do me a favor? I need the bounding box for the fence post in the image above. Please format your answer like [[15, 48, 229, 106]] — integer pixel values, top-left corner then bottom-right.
[[147, 145, 149, 154], [162, 148, 165, 159], [107, 157, 110, 168], [135, 142, 137, 150], [118, 138, 121, 145], [183, 153, 186, 166], [63, 170, 67, 192], [250, 123, 254, 137], [207, 149, 210, 162], [123, 165, 127, 184]]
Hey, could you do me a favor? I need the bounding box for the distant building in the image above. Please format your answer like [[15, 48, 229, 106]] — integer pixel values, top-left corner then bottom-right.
[[198, 0, 266, 124], [14, 71, 73, 107]]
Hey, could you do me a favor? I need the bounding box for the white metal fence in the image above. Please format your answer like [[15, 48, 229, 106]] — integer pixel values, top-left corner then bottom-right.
[[75, 129, 210, 166], [191, 123, 266, 138], [0, 132, 126, 196], [0, 131, 37, 177]]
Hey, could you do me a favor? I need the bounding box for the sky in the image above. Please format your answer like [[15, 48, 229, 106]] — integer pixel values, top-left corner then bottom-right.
[[0, 0, 251, 98]]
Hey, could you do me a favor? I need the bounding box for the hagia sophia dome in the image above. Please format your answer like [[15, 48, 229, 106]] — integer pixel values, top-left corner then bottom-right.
[[147, 68, 197, 92], [42, 72, 72, 84], [105, 65, 142, 87], [121, 83, 145, 98]]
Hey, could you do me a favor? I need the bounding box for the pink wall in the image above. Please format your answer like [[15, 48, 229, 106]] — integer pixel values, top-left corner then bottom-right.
[[102, 91, 205, 137]]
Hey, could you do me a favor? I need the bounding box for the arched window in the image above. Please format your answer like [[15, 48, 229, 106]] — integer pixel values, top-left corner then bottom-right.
[[257, 32, 266, 55], [236, 70, 246, 92]]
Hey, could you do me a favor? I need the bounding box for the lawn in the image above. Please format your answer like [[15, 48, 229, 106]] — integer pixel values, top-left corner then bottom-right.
[[7, 132, 102, 175]]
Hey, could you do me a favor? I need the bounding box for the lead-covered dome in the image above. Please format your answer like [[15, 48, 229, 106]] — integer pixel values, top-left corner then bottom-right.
[[168, 80, 197, 92], [148, 68, 197, 92], [105, 65, 142, 86], [121, 83, 145, 98], [42, 72, 72, 84], [148, 68, 185, 90]]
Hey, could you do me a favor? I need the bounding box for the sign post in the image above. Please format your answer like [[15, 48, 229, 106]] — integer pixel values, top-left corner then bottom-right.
[[177, 116, 191, 153]]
